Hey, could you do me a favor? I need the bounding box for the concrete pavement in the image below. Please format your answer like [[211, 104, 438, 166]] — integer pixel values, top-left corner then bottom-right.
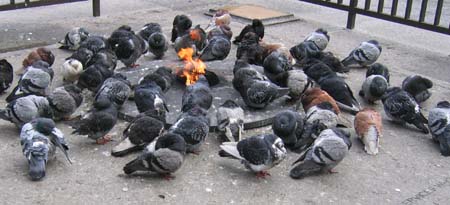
[[0, 0, 449, 204]]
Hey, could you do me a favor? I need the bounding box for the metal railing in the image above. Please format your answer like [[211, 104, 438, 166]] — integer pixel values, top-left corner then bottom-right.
[[0, 0, 100, 17], [299, 0, 449, 35]]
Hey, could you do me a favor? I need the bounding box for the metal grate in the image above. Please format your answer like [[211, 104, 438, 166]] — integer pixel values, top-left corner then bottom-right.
[[299, 0, 449, 35], [0, 0, 100, 17]]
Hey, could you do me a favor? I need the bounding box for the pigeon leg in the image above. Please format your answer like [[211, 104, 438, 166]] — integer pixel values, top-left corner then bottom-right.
[[255, 171, 271, 179], [96, 134, 113, 145], [130, 64, 140, 68], [162, 174, 175, 180], [328, 169, 339, 174]]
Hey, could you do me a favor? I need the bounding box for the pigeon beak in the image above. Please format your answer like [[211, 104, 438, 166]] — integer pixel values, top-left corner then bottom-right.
[[29, 157, 46, 181]]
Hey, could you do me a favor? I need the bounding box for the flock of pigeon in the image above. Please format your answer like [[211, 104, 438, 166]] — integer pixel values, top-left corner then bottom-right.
[[0, 10, 448, 182]]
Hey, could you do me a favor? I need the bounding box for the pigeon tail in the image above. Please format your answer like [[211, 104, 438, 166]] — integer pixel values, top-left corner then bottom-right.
[[0, 108, 11, 122], [341, 56, 356, 67], [438, 133, 450, 156], [290, 160, 323, 179], [336, 101, 359, 115]]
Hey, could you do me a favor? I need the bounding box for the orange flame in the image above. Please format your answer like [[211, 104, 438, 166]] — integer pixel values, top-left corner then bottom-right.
[[177, 48, 206, 85]]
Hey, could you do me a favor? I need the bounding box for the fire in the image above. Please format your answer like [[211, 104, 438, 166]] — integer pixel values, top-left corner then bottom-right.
[[177, 48, 206, 85]]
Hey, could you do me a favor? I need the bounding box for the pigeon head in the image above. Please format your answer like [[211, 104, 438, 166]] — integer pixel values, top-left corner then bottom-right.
[[266, 135, 287, 162], [0, 59, 13, 71], [115, 39, 135, 59], [28, 143, 48, 181], [367, 40, 382, 51], [156, 133, 187, 154], [148, 32, 166, 48], [316, 28, 329, 39], [36, 47, 55, 66], [273, 110, 298, 137], [69, 48, 94, 66], [252, 19, 263, 27], [93, 96, 113, 109], [369, 75, 388, 97], [32, 118, 56, 136], [367, 63, 390, 83], [118, 25, 133, 32], [176, 15, 193, 30], [437, 101, 450, 108]]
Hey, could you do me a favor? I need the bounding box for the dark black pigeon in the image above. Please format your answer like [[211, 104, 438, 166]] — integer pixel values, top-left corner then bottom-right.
[[263, 50, 291, 86], [236, 32, 265, 65], [134, 81, 168, 113], [382, 87, 429, 134], [168, 106, 210, 154], [402, 75, 433, 104], [77, 64, 114, 93], [171, 15, 192, 43], [181, 75, 212, 112], [233, 19, 264, 44], [0, 59, 13, 93], [219, 134, 286, 178], [71, 97, 118, 144], [366, 63, 390, 84], [318, 75, 360, 113], [94, 73, 131, 108], [289, 41, 321, 62], [112, 109, 166, 157], [86, 49, 117, 71]]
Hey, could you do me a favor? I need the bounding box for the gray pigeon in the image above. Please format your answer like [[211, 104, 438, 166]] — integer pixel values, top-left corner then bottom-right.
[[263, 50, 291, 86], [382, 87, 429, 134], [123, 132, 186, 179], [181, 75, 212, 112], [94, 73, 131, 109], [79, 35, 109, 54], [428, 101, 450, 156], [20, 118, 71, 181], [112, 109, 166, 157], [341, 40, 382, 67], [286, 69, 312, 101], [0, 95, 53, 128], [47, 84, 83, 121], [359, 74, 388, 104], [0, 59, 13, 93], [168, 106, 210, 154], [86, 49, 117, 71], [290, 128, 351, 179], [71, 97, 118, 144], [199, 35, 231, 61], [219, 134, 287, 178], [232, 60, 267, 94], [305, 101, 338, 129], [304, 28, 330, 51], [216, 100, 245, 142], [242, 80, 289, 109], [59, 27, 90, 50], [402, 75, 433, 103], [6, 67, 51, 102]]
